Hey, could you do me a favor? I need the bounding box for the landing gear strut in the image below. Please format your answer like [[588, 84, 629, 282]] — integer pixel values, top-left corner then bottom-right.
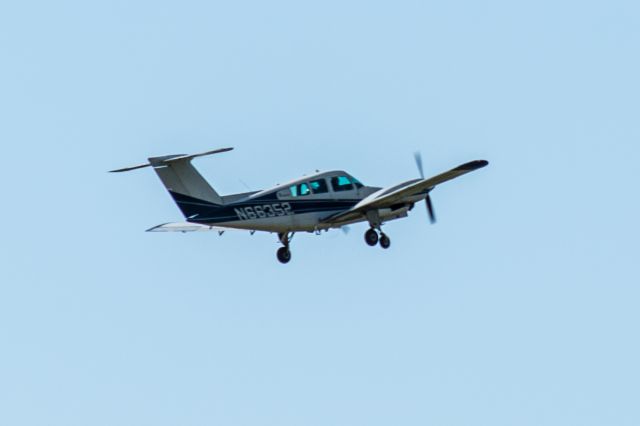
[[277, 232, 294, 264]]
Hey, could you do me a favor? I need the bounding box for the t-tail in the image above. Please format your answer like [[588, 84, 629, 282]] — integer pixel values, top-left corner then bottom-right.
[[110, 147, 232, 218]]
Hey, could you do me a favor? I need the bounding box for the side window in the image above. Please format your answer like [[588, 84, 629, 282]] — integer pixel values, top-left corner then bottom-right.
[[298, 182, 311, 196], [310, 179, 329, 194], [331, 176, 354, 192], [351, 177, 364, 189], [289, 183, 311, 197]]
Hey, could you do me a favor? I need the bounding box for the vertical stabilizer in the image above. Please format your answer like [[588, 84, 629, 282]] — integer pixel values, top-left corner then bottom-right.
[[148, 155, 223, 205], [110, 148, 233, 214]]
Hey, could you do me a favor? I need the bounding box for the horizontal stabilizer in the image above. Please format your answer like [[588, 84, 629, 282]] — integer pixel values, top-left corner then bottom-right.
[[161, 147, 234, 163], [109, 147, 234, 173], [146, 222, 237, 233], [109, 162, 152, 173]]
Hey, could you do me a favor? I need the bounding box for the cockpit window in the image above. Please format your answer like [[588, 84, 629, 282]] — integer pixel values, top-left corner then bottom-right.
[[310, 179, 329, 194], [287, 176, 359, 196], [331, 176, 354, 192], [289, 182, 311, 197]]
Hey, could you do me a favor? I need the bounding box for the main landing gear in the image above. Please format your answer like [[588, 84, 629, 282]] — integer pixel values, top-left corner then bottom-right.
[[277, 232, 294, 264], [364, 228, 378, 246], [364, 228, 391, 249], [363, 210, 390, 249]]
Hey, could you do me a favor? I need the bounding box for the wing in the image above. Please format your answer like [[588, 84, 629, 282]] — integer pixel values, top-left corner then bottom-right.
[[322, 160, 488, 224], [146, 222, 237, 233]]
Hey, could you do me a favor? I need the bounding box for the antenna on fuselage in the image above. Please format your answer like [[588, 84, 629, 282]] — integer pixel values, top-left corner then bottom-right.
[[238, 179, 252, 191]]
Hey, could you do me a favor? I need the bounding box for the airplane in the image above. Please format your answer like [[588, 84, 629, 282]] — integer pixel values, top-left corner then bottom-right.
[[110, 147, 488, 264]]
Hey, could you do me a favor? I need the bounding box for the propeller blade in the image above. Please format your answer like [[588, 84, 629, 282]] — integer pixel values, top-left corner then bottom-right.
[[425, 195, 436, 224], [415, 152, 435, 223], [414, 151, 424, 179]]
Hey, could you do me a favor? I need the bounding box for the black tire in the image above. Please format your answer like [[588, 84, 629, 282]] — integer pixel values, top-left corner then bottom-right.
[[365, 229, 379, 246], [277, 247, 292, 264], [379, 234, 391, 249]]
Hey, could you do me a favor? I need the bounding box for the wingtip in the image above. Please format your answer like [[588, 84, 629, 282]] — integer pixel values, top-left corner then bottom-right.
[[145, 223, 167, 232], [108, 163, 152, 173], [455, 160, 489, 171]]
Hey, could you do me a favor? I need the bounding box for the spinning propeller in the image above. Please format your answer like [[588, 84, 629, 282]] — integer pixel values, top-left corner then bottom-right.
[[414, 152, 436, 224]]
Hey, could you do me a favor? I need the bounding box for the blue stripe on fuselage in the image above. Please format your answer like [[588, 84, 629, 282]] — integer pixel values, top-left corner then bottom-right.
[[169, 191, 359, 224]]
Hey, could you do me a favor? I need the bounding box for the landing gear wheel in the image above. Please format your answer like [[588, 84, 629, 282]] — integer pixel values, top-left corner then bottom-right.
[[277, 247, 292, 264], [365, 228, 379, 246], [379, 233, 391, 249]]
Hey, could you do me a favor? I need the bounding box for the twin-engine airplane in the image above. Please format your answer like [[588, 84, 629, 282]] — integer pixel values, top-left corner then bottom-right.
[[111, 148, 488, 263]]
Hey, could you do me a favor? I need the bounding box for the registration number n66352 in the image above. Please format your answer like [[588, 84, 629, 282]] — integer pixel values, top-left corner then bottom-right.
[[234, 203, 293, 220]]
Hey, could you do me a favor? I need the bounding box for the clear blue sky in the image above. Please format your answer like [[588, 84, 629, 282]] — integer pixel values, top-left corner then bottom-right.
[[1, 1, 639, 425]]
